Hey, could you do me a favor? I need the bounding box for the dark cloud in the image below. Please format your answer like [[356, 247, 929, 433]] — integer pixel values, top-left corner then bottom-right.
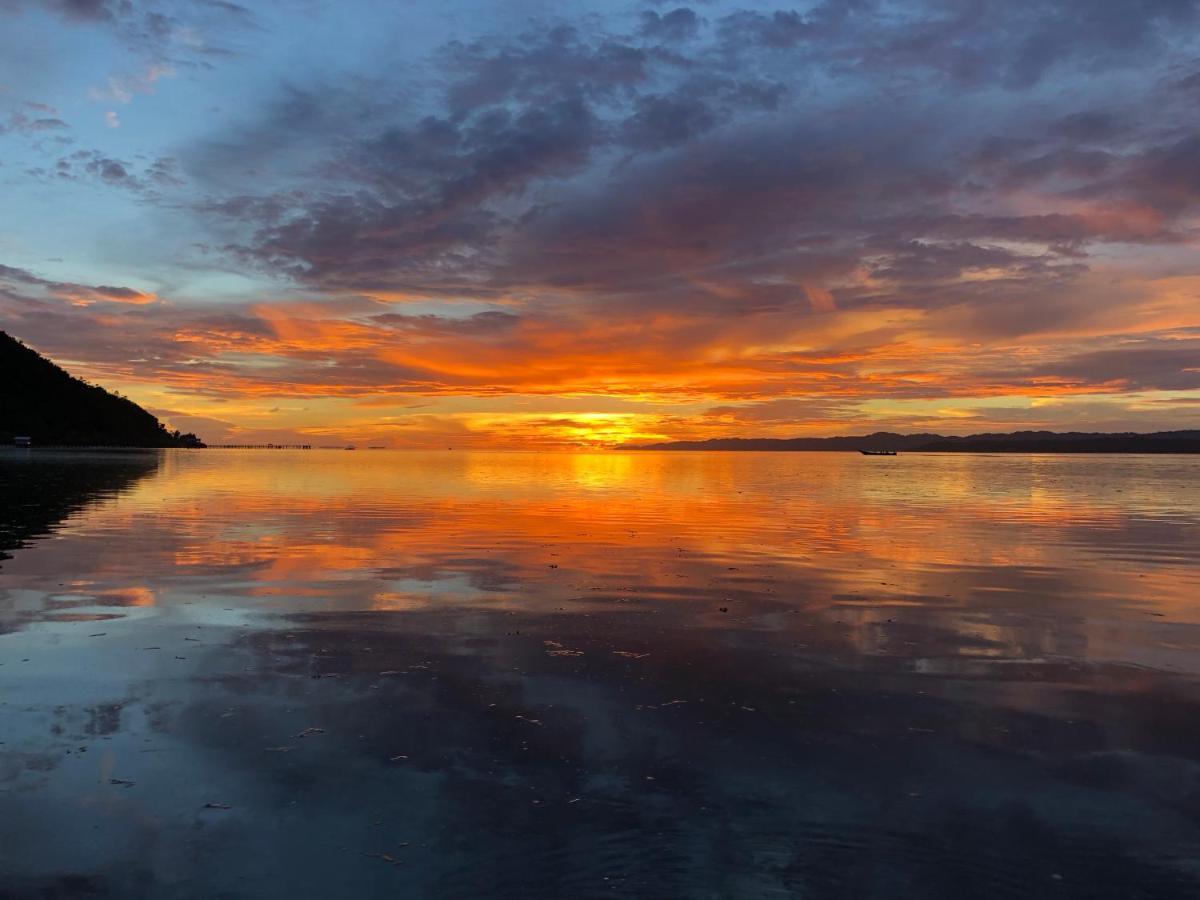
[[0, 262, 141, 297], [1124, 132, 1200, 213], [865, 240, 1079, 285], [33, 149, 183, 197], [0, 0, 1152, 422], [176, 1, 1200, 319], [619, 92, 719, 149], [984, 339, 1200, 394], [1, 0, 259, 67], [90, 156, 129, 182], [0, 263, 43, 285], [47, 0, 116, 22], [1046, 343, 1200, 393], [1169, 67, 1200, 93], [442, 27, 650, 115], [847, 0, 1199, 89], [718, 9, 813, 49], [371, 311, 522, 337], [1051, 110, 1124, 142], [970, 139, 1116, 188], [640, 8, 702, 42], [876, 210, 1182, 247], [91, 284, 147, 300], [0, 108, 70, 135]]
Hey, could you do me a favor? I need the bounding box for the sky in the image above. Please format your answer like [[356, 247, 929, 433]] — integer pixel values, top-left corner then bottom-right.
[[1, 0, 1198, 448]]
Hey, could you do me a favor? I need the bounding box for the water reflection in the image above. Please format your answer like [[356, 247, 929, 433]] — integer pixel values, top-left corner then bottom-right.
[[0, 450, 160, 568], [1, 451, 1199, 898]]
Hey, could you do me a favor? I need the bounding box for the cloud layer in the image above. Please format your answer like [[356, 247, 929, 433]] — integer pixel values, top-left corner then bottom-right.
[[1, 0, 1198, 445]]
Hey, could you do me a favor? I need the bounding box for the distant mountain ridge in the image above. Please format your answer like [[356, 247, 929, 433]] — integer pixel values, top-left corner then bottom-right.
[[629, 430, 1200, 453], [1, 331, 203, 447]]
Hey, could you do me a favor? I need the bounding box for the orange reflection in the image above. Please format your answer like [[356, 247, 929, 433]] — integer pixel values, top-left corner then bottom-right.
[[73, 451, 1195, 642], [5, 451, 1199, 679]]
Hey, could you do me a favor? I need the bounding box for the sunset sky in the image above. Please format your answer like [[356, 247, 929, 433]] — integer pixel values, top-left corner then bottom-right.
[[1, 0, 1198, 447]]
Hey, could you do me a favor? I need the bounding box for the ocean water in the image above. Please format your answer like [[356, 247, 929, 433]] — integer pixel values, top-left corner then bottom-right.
[[1, 449, 1199, 898]]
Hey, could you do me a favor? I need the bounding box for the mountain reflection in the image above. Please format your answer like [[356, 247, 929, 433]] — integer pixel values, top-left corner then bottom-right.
[[0, 450, 160, 567]]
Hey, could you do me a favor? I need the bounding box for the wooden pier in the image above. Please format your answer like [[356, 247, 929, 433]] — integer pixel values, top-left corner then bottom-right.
[[207, 444, 313, 450]]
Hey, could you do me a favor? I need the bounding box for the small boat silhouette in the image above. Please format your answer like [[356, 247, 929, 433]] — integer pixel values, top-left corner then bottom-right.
[[860, 449, 897, 456]]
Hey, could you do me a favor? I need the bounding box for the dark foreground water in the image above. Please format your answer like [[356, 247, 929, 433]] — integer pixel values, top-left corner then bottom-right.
[[1, 449, 1199, 899]]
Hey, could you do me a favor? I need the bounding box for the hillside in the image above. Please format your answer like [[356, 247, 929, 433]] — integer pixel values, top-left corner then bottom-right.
[[630, 429, 1200, 453], [0, 331, 203, 447], [915, 431, 1200, 453]]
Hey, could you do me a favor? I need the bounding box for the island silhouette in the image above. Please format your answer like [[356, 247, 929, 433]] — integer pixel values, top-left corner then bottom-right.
[[628, 431, 1200, 453], [0, 332, 203, 448]]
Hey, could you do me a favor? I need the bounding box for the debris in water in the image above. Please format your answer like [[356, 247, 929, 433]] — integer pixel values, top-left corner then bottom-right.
[[365, 852, 401, 866], [108, 778, 135, 787], [203, 802, 232, 810], [294, 727, 325, 738], [544, 640, 583, 657], [613, 651, 649, 659]]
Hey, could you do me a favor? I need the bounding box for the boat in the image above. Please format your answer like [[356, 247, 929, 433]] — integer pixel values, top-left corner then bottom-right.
[[860, 449, 897, 456]]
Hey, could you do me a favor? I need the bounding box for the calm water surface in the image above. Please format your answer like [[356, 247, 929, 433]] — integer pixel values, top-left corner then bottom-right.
[[2, 449, 1199, 898]]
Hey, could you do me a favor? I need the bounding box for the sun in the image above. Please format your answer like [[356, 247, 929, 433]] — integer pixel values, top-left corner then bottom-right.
[[554, 413, 648, 448]]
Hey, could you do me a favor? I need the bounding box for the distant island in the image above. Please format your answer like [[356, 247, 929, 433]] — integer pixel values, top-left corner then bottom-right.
[[628, 430, 1200, 453], [0, 331, 204, 448]]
